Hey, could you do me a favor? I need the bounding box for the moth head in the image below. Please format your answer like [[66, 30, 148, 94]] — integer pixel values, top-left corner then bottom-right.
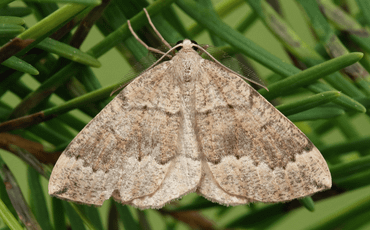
[[176, 39, 199, 51]]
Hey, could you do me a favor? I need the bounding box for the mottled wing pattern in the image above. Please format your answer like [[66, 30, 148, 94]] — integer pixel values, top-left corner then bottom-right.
[[198, 161, 252, 206], [196, 60, 331, 204], [49, 62, 200, 209]]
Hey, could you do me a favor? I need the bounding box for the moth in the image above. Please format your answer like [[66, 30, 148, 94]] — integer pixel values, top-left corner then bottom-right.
[[49, 9, 332, 209]]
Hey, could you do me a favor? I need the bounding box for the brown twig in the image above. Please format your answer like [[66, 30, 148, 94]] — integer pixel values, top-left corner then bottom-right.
[[159, 209, 217, 230], [108, 202, 119, 230], [50, 15, 82, 41], [0, 37, 34, 64], [0, 163, 42, 230], [0, 133, 61, 165], [70, 0, 112, 48], [0, 111, 56, 132]]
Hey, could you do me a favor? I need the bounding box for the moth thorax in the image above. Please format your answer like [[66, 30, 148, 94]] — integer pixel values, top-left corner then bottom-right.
[[181, 62, 194, 82]]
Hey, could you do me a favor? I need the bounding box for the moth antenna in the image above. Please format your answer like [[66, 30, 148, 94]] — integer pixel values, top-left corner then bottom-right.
[[195, 44, 269, 91], [113, 18, 176, 96], [139, 43, 183, 76], [143, 8, 172, 51], [198, 44, 210, 55], [127, 20, 172, 58]]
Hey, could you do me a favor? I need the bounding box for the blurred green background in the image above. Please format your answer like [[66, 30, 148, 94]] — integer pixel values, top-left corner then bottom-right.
[[1, 0, 370, 229]]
